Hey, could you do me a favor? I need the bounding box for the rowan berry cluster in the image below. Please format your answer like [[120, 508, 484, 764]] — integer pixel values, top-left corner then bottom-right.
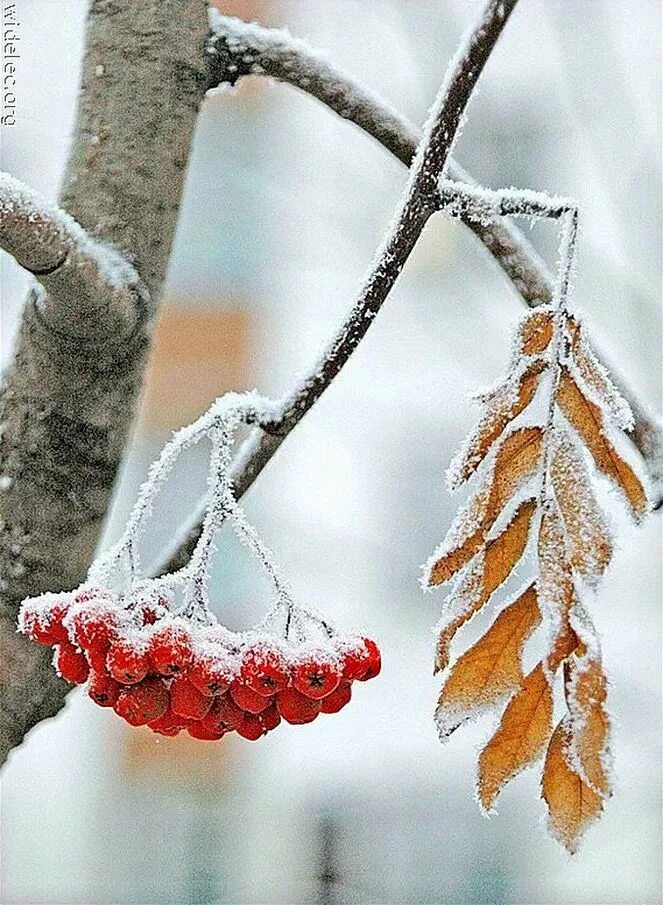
[[18, 586, 381, 742]]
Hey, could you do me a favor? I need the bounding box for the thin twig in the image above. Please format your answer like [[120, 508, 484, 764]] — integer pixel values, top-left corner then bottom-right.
[[206, 12, 662, 503], [161, 0, 519, 573]]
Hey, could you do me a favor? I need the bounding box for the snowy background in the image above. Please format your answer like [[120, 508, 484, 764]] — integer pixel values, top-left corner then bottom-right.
[[1, 1, 661, 903]]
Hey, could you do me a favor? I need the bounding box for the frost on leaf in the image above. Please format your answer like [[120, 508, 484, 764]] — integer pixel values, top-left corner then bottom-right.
[[556, 368, 648, 521], [429, 427, 542, 586], [436, 584, 539, 740], [448, 359, 546, 489], [477, 662, 553, 814], [425, 184, 650, 850], [518, 308, 554, 357], [542, 718, 603, 854], [565, 316, 633, 431], [550, 430, 612, 586], [434, 498, 536, 672]]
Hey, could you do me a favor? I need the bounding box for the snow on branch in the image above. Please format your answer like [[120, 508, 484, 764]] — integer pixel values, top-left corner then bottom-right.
[[206, 10, 663, 503], [162, 0, 520, 575], [0, 172, 145, 339]]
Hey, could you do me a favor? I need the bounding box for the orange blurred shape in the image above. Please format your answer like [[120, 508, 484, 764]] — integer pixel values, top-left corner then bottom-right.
[[123, 722, 240, 790], [140, 305, 253, 432]]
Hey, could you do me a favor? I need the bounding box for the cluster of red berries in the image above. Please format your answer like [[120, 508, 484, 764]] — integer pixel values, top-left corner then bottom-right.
[[18, 587, 381, 742]]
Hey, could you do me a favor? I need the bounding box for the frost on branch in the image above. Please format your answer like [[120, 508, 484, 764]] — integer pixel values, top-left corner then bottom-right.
[[17, 393, 381, 742], [424, 183, 649, 852]]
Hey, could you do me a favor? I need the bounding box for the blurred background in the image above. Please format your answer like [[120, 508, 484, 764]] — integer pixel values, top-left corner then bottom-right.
[[1, 1, 660, 903]]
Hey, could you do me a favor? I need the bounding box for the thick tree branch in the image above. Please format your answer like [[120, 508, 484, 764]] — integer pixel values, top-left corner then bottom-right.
[[206, 12, 662, 501], [163, 0, 519, 573], [0, 0, 212, 765], [0, 172, 144, 338]]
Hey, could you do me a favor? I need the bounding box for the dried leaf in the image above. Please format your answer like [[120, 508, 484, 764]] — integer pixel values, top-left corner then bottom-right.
[[451, 359, 546, 487], [556, 368, 648, 521], [566, 316, 633, 430], [519, 308, 554, 357], [537, 502, 577, 671], [551, 430, 612, 585], [435, 499, 536, 671], [429, 428, 542, 585], [565, 652, 611, 796], [477, 663, 553, 812], [542, 718, 603, 853], [490, 427, 543, 516], [436, 585, 540, 739]]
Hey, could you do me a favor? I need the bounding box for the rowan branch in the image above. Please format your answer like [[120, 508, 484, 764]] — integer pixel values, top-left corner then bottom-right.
[[0, 172, 144, 338], [206, 10, 662, 505], [162, 0, 519, 573], [0, 0, 212, 766]]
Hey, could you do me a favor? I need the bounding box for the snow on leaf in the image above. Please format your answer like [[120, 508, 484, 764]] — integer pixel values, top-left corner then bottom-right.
[[518, 308, 554, 357], [428, 427, 542, 586], [563, 610, 612, 799], [556, 368, 648, 521], [542, 717, 604, 854], [550, 429, 613, 586], [434, 498, 536, 672], [565, 316, 633, 431], [536, 500, 578, 674], [435, 584, 539, 740], [477, 662, 554, 814], [447, 359, 546, 489]]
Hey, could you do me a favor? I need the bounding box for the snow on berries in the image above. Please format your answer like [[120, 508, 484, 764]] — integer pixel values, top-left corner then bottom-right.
[[16, 393, 382, 744], [18, 587, 380, 742]]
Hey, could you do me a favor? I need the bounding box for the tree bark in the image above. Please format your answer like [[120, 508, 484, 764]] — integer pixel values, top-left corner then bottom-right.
[[0, 0, 210, 765]]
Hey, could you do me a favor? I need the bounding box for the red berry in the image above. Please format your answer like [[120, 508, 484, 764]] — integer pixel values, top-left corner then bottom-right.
[[54, 642, 90, 684], [170, 676, 213, 721], [357, 638, 381, 681], [320, 681, 352, 714], [148, 707, 191, 737], [114, 677, 169, 726], [18, 593, 70, 645], [259, 702, 281, 732], [202, 694, 244, 732], [188, 650, 234, 697], [187, 722, 226, 741], [292, 657, 340, 699], [236, 707, 280, 740], [67, 599, 121, 650], [230, 681, 273, 714], [88, 671, 120, 707], [106, 638, 150, 684], [276, 687, 321, 724], [148, 622, 194, 676], [85, 643, 111, 673], [239, 643, 288, 696], [235, 713, 265, 741]]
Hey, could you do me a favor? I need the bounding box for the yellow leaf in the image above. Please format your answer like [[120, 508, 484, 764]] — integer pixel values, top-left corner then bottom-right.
[[542, 718, 603, 853], [566, 316, 631, 429], [519, 309, 554, 357], [556, 368, 648, 521], [537, 502, 578, 671], [565, 653, 611, 796], [477, 663, 553, 812], [435, 498, 536, 671], [454, 360, 546, 485], [436, 585, 540, 738], [551, 431, 613, 585], [429, 428, 542, 585]]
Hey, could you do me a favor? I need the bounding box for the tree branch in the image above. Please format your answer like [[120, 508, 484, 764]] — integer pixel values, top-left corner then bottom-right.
[[0, 0, 212, 766], [0, 172, 144, 339], [206, 11, 662, 502], [162, 0, 519, 573]]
